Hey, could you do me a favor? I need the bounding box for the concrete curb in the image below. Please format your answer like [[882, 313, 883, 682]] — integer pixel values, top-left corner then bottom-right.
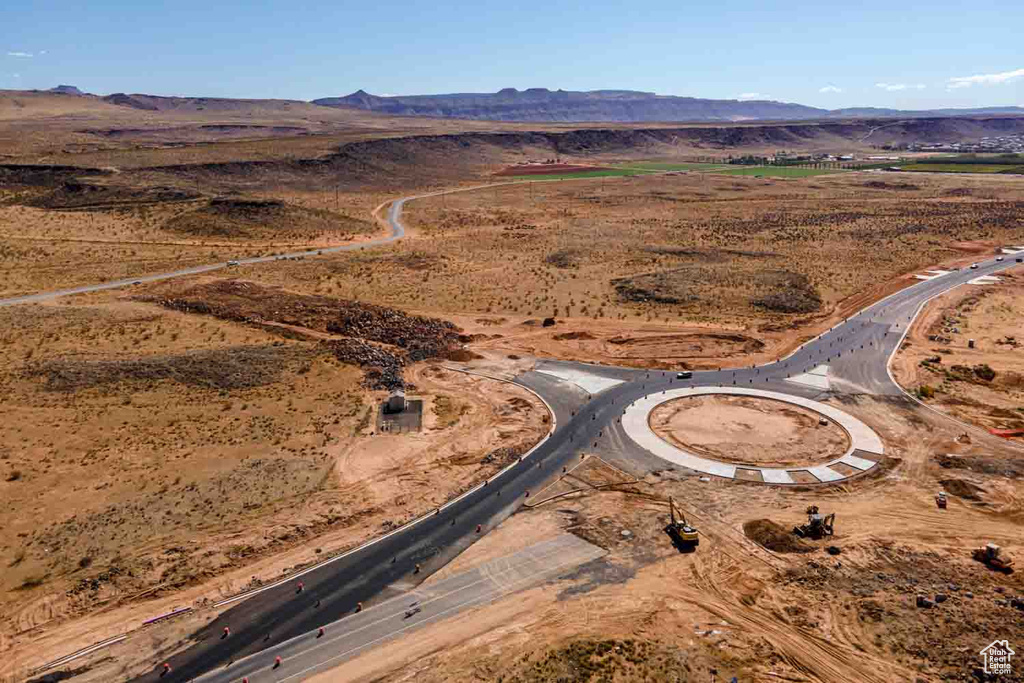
[[621, 387, 884, 485]]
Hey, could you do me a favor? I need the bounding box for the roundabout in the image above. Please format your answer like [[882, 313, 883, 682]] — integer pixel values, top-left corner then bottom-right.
[[622, 387, 884, 484]]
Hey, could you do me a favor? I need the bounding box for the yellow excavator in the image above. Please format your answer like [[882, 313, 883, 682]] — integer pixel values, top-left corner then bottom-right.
[[665, 496, 699, 548]]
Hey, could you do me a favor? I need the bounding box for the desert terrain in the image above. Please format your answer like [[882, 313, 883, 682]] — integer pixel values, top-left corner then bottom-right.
[[892, 271, 1024, 435], [2, 92, 1023, 683]]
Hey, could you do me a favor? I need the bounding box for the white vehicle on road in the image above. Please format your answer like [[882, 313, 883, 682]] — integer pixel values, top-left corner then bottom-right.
[[227, 260, 240, 267], [970, 263, 979, 269]]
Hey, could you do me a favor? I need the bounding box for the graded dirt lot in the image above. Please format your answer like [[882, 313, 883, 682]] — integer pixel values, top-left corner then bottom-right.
[[650, 395, 850, 466], [307, 394, 1024, 683], [891, 265, 1024, 438]]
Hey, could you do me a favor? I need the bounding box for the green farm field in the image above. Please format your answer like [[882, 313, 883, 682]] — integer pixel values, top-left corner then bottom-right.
[[718, 166, 846, 178], [616, 161, 732, 171], [508, 168, 661, 181], [900, 163, 1024, 174]]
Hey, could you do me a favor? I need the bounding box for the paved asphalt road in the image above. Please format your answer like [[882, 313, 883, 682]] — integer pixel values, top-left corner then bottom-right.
[[192, 534, 605, 683], [12, 185, 1019, 681]]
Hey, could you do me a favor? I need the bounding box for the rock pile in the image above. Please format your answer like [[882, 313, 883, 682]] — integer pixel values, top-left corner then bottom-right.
[[319, 339, 405, 390], [141, 281, 463, 390]]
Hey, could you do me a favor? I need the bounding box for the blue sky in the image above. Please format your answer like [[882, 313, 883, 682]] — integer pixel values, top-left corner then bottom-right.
[[2, 0, 1023, 108]]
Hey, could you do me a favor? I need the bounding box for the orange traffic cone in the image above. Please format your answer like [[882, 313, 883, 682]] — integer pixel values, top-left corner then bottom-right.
[[274, 655, 282, 669]]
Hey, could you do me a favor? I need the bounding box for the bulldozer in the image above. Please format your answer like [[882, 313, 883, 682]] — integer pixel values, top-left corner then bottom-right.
[[665, 496, 699, 549], [972, 543, 1014, 574], [793, 505, 835, 539]]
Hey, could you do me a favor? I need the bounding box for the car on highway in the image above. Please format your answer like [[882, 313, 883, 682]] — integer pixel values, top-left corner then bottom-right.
[[970, 263, 979, 269], [227, 260, 240, 267], [996, 256, 1004, 262], [131, 280, 142, 285], [676, 371, 693, 379]]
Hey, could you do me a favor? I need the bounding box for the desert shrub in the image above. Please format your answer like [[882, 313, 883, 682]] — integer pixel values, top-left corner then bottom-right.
[[917, 385, 936, 399], [752, 272, 822, 314], [545, 249, 577, 268], [973, 364, 996, 381]]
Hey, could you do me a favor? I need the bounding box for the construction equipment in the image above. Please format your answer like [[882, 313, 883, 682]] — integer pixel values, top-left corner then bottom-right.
[[664, 496, 699, 548], [973, 543, 1014, 574], [793, 505, 835, 539]]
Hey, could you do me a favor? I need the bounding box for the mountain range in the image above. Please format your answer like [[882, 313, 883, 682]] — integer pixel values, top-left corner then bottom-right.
[[32, 85, 1024, 123], [311, 88, 1024, 123]]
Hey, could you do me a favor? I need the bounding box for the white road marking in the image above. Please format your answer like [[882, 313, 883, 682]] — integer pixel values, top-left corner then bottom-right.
[[761, 469, 795, 484], [807, 465, 845, 483], [534, 366, 624, 395], [840, 453, 877, 470], [785, 364, 830, 390], [968, 275, 1002, 285]]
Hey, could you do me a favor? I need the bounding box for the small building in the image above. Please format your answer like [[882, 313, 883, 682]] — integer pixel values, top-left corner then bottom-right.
[[385, 390, 406, 414]]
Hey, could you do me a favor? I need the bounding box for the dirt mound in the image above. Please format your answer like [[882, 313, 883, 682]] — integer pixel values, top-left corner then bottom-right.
[[938, 478, 986, 501], [606, 332, 764, 357], [545, 249, 578, 268], [26, 181, 197, 210], [743, 519, 815, 553], [934, 453, 1024, 479], [553, 331, 596, 341], [445, 348, 484, 362], [163, 197, 372, 240], [863, 180, 920, 191], [613, 269, 699, 305], [24, 344, 314, 392], [0, 164, 110, 188], [751, 271, 822, 314]]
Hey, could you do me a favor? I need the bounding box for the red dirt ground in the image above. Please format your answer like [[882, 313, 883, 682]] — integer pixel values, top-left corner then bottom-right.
[[493, 163, 615, 176]]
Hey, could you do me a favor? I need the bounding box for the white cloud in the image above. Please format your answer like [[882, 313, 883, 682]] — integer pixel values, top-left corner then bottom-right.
[[875, 82, 925, 92], [39, 50, 47, 55], [737, 92, 767, 100], [947, 67, 1024, 90], [819, 85, 842, 93], [7, 51, 33, 58]]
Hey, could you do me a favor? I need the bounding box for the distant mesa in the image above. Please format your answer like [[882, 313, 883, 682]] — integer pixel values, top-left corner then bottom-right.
[[310, 87, 1024, 123], [48, 84, 84, 95], [103, 93, 160, 111]]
